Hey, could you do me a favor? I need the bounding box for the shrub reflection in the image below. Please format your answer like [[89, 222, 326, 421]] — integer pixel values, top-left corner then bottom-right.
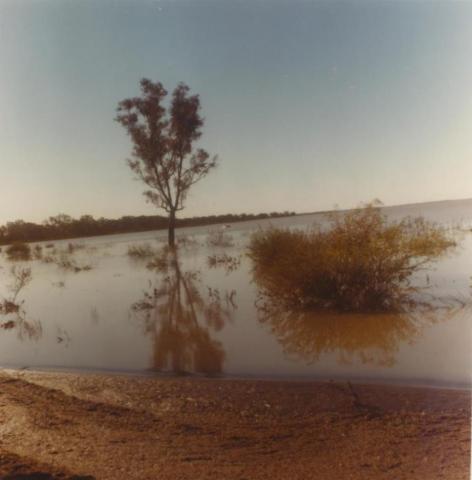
[[257, 300, 468, 367]]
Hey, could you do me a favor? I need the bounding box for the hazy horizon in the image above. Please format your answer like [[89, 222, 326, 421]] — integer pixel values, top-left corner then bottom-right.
[[1, 0, 471, 224]]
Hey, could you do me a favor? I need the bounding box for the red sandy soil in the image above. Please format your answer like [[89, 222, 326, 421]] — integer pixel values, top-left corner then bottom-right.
[[0, 370, 470, 479]]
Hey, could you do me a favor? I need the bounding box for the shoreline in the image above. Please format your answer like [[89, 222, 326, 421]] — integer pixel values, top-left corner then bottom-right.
[[1, 365, 471, 391], [0, 369, 470, 479]]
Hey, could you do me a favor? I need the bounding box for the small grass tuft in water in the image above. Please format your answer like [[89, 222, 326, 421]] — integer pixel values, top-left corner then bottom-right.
[[146, 246, 172, 272], [33, 244, 43, 260], [177, 234, 199, 247], [67, 242, 86, 254], [56, 255, 92, 273], [207, 253, 241, 273], [0, 266, 32, 315]]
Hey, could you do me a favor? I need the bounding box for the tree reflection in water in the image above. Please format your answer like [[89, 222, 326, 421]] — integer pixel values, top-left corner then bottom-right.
[[257, 300, 468, 367], [131, 250, 236, 375]]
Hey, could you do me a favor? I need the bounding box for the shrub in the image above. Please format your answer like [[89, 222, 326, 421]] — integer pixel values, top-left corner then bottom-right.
[[248, 203, 455, 312], [5, 242, 31, 261], [127, 243, 156, 258]]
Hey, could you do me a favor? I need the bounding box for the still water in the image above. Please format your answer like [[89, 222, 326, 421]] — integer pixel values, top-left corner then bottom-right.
[[0, 200, 471, 387]]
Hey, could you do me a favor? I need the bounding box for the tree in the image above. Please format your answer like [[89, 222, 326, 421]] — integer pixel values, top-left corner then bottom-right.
[[116, 79, 217, 247]]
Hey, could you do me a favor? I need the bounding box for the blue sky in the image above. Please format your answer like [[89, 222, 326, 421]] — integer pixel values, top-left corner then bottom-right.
[[0, 0, 471, 223]]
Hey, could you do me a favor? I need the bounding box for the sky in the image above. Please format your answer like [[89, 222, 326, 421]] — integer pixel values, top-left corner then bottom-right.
[[0, 0, 471, 224]]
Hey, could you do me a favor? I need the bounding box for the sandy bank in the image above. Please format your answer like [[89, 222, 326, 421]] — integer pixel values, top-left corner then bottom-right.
[[0, 370, 470, 479]]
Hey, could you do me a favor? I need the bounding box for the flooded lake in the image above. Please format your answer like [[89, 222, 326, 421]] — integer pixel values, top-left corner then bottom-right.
[[0, 199, 471, 387]]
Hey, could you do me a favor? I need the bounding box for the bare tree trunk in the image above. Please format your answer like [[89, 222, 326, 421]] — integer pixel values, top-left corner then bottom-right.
[[168, 210, 176, 247]]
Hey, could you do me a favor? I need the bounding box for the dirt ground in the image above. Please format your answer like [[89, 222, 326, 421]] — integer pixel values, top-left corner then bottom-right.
[[0, 370, 470, 480]]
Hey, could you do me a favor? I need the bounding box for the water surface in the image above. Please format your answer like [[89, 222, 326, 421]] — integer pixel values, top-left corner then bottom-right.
[[0, 200, 471, 387]]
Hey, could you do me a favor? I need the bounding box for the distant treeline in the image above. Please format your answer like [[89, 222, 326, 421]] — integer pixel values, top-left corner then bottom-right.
[[0, 211, 296, 245]]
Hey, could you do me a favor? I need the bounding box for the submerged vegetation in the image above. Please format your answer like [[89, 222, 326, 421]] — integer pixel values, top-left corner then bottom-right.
[[127, 243, 157, 259], [207, 253, 241, 274], [206, 229, 235, 248], [67, 242, 86, 254], [34, 246, 93, 273], [127, 243, 175, 273], [2, 240, 91, 273], [33, 244, 45, 260], [0, 266, 32, 315], [146, 248, 171, 272], [249, 203, 456, 313], [5, 242, 31, 261], [0, 266, 42, 340], [177, 234, 199, 248], [54, 255, 92, 273]]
